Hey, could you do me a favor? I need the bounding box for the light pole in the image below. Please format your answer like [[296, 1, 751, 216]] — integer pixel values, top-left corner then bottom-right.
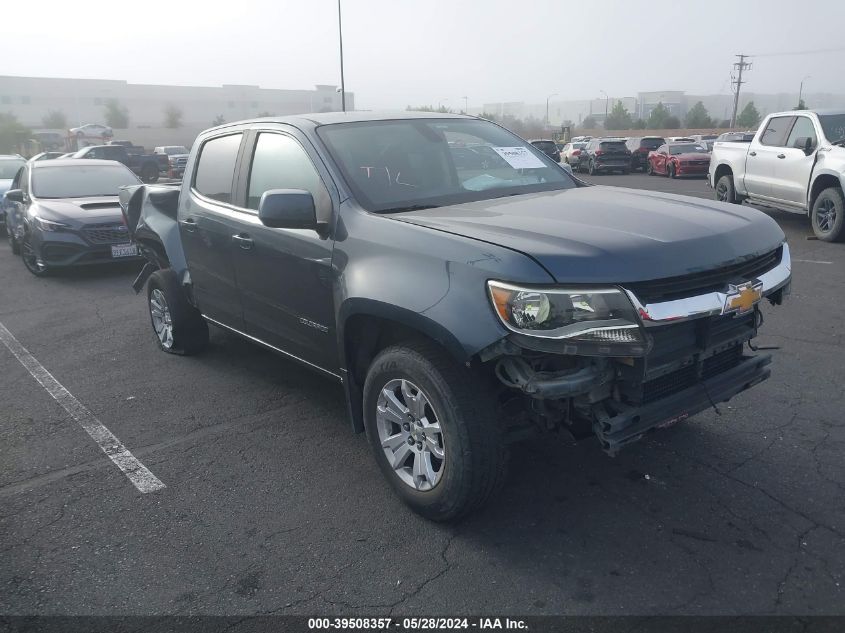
[[337, 0, 346, 112], [798, 75, 811, 108], [462, 96, 468, 114], [599, 90, 609, 122], [545, 93, 558, 125]]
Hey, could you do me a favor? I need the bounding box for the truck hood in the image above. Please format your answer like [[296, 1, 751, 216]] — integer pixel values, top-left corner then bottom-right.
[[392, 186, 785, 283], [34, 196, 124, 225]]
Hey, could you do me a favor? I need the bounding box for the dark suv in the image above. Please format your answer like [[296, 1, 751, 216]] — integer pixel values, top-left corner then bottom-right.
[[625, 136, 666, 172], [529, 139, 561, 162], [121, 112, 791, 521], [579, 138, 632, 175]]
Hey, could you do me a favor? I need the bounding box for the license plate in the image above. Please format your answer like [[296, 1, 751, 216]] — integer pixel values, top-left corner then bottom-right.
[[111, 243, 138, 258]]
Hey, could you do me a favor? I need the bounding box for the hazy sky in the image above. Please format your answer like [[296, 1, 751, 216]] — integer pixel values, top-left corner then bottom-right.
[[7, 0, 845, 109]]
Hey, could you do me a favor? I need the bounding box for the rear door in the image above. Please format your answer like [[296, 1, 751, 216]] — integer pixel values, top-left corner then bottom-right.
[[743, 115, 794, 200], [229, 127, 339, 374], [180, 132, 246, 329], [772, 115, 819, 207]]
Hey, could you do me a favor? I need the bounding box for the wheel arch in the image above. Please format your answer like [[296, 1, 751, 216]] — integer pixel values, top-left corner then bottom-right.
[[808, 173, 843, 216], [713, 163, 733, 184], [338, 300, 498, 433]]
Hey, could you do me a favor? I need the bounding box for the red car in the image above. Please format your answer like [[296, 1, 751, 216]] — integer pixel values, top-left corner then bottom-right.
[[646, 142, 711, 178]]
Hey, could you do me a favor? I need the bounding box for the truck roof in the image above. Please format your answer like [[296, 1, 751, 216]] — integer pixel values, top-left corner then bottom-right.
[[767, 108, 845, 117], [205, 110, 476, 134]]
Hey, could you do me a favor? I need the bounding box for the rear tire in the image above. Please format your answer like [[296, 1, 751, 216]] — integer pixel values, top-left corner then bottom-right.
[[363, 341, 508, 522], [810, 187, 845, 242], [646, 160, 654, 176], [715, 174, 738, 204], [588, 160, 598, 175], [146, 269, 209, 355]]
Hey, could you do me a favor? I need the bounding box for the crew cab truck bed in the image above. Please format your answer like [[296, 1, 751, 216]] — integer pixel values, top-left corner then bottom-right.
[[709, 109, 845, 241], [121, 112, 791, 521]]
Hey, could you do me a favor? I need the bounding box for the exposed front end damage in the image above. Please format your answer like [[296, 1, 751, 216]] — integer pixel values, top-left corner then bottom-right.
[[118, 184, 187, 294], [481, 244, 792, 454]]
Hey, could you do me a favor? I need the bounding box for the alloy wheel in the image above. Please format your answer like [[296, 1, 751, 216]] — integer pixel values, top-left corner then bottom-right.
[[376, 378, 445, 491], [716, 180, 729, 202], [149, 288, 174, 350], [21, 236, 46, 275], [816, 198, 837, 234]]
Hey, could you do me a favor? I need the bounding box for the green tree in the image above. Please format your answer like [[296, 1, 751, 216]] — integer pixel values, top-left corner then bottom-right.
[[632, 118, 647, 129], [646, 102, 670, 129], [163, 104, 183, 129], [664, 115, 681, 129], [684, 101, 713, 128], [406, 104, 454, 113], [103, 99, 129, 128], [0, 113, 30, 154], [41, 109, 68, 129], [736, 101, 761, 128], [212, 115, 225, 126], [793, 99, 807, 110], [581, 115, 597, 129], [604, 100, 633, 130]]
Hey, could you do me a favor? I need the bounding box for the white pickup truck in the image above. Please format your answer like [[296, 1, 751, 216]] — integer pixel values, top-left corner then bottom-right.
[[709, 109, 845, 241]]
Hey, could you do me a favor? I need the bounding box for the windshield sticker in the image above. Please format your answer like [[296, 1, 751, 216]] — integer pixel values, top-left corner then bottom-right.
[[491, 146, 546, 169]]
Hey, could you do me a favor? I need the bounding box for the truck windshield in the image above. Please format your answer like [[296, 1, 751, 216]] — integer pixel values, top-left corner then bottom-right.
[[163, 147, 189, 155], [32, 164, 140, 198], [317, 118, 576, 213], [818, 114, 845, 142]]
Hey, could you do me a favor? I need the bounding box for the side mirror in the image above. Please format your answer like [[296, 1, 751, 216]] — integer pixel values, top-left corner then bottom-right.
[[258, 189, 318, 230], [793, 137, 814, 155], [4, 189, 25, 203]]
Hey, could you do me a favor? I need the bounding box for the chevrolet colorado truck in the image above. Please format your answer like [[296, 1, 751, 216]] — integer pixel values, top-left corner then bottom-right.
[[709, 109, 845, 241], [120, 112, 792, 521]]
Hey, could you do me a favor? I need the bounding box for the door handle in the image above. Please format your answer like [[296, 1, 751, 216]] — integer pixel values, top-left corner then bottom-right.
[[231, 233, 254, 250], [749, 151, 757, 156], [179, 218, 197, 233], [777, 153, 786, 159]]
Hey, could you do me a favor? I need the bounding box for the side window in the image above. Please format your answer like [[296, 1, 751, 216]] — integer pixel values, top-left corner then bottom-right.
[[785, 117, 817, 150], [193, 133, 242, 204], [246, 133, 331, 219], [759, 116, 794, 147]]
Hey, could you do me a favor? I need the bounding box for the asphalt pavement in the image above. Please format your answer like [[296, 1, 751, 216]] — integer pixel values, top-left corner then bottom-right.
[[1, 173, 843, 617]]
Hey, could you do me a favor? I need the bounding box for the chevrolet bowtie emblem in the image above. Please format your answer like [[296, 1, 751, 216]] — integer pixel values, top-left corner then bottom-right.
[[723, 281, 763, 316]]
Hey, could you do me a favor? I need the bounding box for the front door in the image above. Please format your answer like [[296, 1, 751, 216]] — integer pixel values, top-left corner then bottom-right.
[[179, 132, 245, 329], [772, 115, 819, 206], [230, 129, 338, 373], [744, 116, 794, 200]]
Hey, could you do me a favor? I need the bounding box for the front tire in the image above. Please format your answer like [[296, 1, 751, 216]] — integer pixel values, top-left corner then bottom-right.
[[20, 232, 49, 276], [588, 160, 598, 175], [646, 160, 654, 175], [811, 187, 845, 242], [363, 342, 507, 522], [715, 174, 738, 204], [668, 163, 676, 179], [146, 269, 209, 355]]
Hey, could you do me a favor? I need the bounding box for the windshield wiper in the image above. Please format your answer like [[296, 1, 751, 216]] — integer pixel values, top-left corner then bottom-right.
[[377, 204, 439, 214], [830, 137, 845, 147]]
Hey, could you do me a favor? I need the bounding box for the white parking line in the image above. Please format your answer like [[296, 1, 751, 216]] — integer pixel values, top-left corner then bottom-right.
[[794, 259, 833, 265], [0, 321, 165, 494]]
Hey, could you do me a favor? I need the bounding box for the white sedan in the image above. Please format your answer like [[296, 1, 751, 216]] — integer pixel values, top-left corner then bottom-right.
[[69, 124, 113, 138]]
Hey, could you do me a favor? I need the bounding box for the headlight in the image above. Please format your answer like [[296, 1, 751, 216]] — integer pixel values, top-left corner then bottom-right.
[[33, 216, 70, 232], [488, 281, 649, 355]]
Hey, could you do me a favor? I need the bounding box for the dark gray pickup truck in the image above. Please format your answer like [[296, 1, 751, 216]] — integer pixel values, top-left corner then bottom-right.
[[120, 112, 792, 521]]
